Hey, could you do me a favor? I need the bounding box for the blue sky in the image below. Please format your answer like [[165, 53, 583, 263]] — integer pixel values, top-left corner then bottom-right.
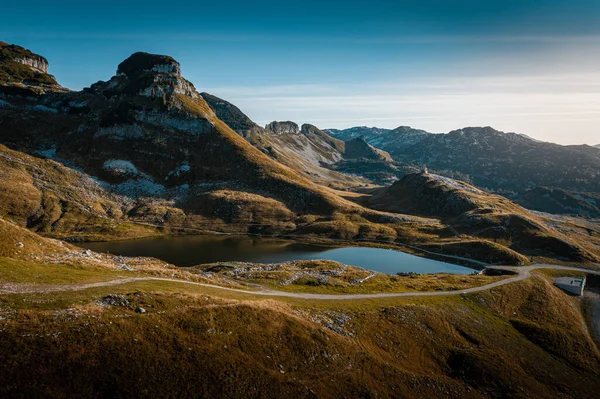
[[2, 0, 599, 144]]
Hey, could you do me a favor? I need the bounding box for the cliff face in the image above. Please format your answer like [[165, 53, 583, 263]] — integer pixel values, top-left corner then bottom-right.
[[0, 41, 49, 72], [108, 52, 198, 99], [13, 56, 48, 73], [0, 41, 58, 88]]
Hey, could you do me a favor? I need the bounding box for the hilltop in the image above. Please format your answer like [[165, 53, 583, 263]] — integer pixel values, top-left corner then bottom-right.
[[365, 173, 600, 262], [0, 41, 62, 91]]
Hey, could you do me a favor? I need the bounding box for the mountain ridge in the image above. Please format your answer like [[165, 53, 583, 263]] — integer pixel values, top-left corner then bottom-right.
[[1, 42, 599, 265], [328, 125, 600, 193]]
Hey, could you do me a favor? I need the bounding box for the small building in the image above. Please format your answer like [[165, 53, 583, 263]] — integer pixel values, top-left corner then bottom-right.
[[554, 277, 586, 296]]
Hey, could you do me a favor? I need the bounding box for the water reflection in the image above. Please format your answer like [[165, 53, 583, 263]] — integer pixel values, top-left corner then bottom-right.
[[79, 235, 476, 275]]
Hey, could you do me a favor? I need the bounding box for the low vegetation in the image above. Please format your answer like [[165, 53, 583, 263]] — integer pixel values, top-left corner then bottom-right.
[[198, 259, 502, 294], [0, 271, 599, 398]]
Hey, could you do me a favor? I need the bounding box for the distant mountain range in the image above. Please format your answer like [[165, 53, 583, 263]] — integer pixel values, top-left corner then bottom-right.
[[327, 126, 600, 194]]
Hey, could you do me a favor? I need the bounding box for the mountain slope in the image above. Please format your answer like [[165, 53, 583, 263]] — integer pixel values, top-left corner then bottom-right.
[[201, 93, 397, 187], [367, 173, 599, 262], [516, 187, 600, 219], [1, 43, 598, 265], [0, 51, 357, 217], [201, 93, 367, 187], [0, 45, 443, 247]]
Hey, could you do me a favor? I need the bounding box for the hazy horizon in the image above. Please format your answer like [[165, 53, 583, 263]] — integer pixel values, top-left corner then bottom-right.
[[3, 0, 599, 145]]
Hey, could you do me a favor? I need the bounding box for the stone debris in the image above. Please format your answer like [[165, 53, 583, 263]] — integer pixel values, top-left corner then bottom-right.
[[221, 261, 349, 286], [135, 307, 147, 314], [302, 310, 354, 337], [15, 242, 24, 248], [99, 294, 130, 307]]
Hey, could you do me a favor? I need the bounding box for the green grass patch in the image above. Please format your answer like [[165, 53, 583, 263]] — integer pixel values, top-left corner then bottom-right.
[[0, 257, 130, 284]]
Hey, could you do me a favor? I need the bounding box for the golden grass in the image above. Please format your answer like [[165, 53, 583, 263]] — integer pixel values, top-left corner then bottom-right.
[[0, 257, 129, 284], [0, 274, 599, 398]]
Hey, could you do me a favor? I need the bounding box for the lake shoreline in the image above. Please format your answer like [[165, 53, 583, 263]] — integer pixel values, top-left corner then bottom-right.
[[77, 234, 480, 275]]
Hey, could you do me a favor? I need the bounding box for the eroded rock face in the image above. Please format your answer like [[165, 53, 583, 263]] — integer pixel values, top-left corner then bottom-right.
[[265, 121, 300, 134], [0, 42, 58, 88], [117, 52, 181, 77], [113, 52, 198, 99], [14, 56, 48, 73]]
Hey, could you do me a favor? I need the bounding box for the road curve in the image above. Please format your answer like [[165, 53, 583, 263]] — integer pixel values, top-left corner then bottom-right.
[[0, 264, 598, 300]]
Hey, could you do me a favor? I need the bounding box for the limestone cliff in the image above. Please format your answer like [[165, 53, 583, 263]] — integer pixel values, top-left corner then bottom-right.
[[0, 41, 57, 88]]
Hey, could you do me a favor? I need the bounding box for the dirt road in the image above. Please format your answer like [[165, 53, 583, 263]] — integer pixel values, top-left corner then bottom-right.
[[1, 264, 599, 299]]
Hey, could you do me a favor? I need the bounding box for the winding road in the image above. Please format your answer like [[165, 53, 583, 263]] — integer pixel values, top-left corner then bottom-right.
[[1, 264, 599, 300]]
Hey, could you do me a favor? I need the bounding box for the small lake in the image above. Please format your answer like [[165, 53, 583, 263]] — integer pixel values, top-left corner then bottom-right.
[[79, 235, 477, 275]]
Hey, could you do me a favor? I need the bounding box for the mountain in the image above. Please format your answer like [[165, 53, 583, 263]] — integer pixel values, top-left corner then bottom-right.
[[516, 187, 600, 219], [326, 125, 431, 148], [366, 173, 599, 262], [343, 136, 392, 161], [330, 125, 600, 193], [1, 42, 599, 265], [201, 93, 398, 187], [0, 49, 378, 238], [198, 92, 264, 138], [595, 144, 600, 149], [325, 126, 392, 141]]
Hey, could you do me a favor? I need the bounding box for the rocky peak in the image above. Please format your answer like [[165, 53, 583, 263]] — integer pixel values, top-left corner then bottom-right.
[[0, 42, 58, 88], [0, 42, 49, 73], [98, 51, 197, 99], [265, 121, 300, 134], [117, 52, 181, 77], [300, 123, 320, 135]]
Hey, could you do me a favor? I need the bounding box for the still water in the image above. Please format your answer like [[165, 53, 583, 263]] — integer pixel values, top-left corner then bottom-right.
[[79, 235, 476, 275]]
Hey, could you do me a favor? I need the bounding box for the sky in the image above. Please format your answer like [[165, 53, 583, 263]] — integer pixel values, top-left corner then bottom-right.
[[2, 0, 600, 145]]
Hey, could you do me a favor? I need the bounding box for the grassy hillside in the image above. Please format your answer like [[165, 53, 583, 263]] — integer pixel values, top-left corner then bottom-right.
[[0, 261, 598, 398], [366, 173, 600, 263]]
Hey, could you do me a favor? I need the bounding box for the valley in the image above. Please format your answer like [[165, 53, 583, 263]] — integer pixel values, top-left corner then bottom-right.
[[1, 40, 600, 398]]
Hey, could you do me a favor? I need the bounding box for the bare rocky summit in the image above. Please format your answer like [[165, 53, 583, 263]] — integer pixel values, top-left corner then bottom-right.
[[265, 121, 300, 135]]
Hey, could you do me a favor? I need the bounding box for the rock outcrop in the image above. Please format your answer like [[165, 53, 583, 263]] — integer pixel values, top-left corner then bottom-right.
[[265, 121, 300, 134], [0, 41, 58, 88], [102, 51, 198, 99], [14, 56, 48, 73]]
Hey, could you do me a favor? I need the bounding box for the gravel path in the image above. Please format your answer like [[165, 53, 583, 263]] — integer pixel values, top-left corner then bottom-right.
[[1, 264, 599, 300]]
